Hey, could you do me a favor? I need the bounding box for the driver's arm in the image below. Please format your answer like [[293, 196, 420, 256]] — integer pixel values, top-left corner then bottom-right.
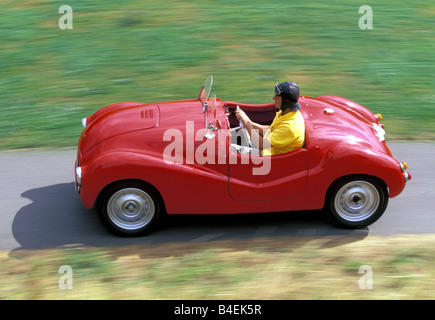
[[235, 109, 269, 151], [235, 109, 269, 134]]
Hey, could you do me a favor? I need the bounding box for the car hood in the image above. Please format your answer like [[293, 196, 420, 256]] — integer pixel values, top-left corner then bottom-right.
[[78, 100, 205, 156], [78, 102, 161, 154]]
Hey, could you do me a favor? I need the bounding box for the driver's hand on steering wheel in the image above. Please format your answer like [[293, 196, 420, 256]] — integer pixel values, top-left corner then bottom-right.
[[235, 109, 250, 126]]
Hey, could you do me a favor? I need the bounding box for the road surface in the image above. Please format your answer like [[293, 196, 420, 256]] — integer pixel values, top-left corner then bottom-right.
[[0, 143, 434, 252]]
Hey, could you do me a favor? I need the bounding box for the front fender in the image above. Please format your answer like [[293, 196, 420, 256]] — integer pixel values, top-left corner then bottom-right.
[[80, 151, 166, 209], [79, 150, 230, 213]]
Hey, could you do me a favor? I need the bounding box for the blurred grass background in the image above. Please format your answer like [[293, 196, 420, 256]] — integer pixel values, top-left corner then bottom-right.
[[2, 235, 435, 299], [1, 0, 434, 149]]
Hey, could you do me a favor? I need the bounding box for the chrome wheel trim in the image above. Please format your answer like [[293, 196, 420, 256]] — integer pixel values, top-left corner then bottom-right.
[[107, 188, 155, 231], [334, 181, 380, 222]]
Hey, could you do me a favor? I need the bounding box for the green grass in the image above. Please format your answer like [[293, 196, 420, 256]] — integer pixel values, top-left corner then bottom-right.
[[1, 0, 435, 149], [2, 235, 435, 299]]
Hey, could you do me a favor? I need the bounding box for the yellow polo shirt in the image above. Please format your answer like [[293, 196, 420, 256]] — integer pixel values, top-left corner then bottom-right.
[[262, 110, 305, 156]]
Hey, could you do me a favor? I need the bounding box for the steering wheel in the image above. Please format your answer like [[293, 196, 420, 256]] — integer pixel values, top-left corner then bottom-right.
[[229, 106, 251, 148]]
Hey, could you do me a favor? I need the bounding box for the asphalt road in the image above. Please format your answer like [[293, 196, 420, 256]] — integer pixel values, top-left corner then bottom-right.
[[1, 143, 434, 252]]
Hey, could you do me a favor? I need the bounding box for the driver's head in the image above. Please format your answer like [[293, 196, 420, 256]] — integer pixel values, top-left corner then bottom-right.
[[274, 81, 301, 112]]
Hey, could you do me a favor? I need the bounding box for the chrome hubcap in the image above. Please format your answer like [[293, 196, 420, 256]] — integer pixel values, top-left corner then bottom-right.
[[334, 181, 380, 222], [107, 188, 155, 230]]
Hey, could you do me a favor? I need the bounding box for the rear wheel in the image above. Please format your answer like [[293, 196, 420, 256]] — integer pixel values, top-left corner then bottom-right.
[[98, 181, 162, 236], [326, 176, 388, 228]]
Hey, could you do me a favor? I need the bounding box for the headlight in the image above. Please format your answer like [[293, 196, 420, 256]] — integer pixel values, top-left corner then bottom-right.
[[373, 123, 385, 142]]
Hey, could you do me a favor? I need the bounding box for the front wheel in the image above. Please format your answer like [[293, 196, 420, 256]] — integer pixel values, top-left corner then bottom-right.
[[325, 176, 388, 229], [98, 181, 162, 236]]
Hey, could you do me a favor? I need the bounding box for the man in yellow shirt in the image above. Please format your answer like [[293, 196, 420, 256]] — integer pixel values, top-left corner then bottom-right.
[[235, 81, 305, 155]]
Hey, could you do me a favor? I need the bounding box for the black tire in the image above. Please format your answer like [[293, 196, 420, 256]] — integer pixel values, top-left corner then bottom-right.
[[325, 176, 388, 229], [97, 181, 162, 236]]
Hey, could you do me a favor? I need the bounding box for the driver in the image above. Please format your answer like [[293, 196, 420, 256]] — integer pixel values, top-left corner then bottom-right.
[[235, 81, 305, 155]]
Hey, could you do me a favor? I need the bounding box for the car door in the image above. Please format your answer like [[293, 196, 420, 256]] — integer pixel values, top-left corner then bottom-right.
[[228, 148, 309, 201]]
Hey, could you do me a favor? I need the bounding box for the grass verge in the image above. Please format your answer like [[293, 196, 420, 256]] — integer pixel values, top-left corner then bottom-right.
[[2, 235, 435, 299]]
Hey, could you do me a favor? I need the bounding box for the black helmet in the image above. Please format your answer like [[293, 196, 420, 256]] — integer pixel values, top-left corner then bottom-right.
[[274, 81, 301, 112]]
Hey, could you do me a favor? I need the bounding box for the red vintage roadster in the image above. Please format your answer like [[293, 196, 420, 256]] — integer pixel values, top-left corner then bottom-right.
[[75, 76, 411, 236]]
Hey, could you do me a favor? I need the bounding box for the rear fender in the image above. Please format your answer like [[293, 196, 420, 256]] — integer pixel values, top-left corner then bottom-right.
[[318, 144, 406, 199], [317, 95, 379, 124]]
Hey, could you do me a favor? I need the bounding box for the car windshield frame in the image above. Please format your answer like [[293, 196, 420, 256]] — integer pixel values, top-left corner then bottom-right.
[[198, 75, 213, 112]]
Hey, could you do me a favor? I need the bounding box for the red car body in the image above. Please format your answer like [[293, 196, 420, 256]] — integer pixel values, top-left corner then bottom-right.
[[75, 77, 411, 236]]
